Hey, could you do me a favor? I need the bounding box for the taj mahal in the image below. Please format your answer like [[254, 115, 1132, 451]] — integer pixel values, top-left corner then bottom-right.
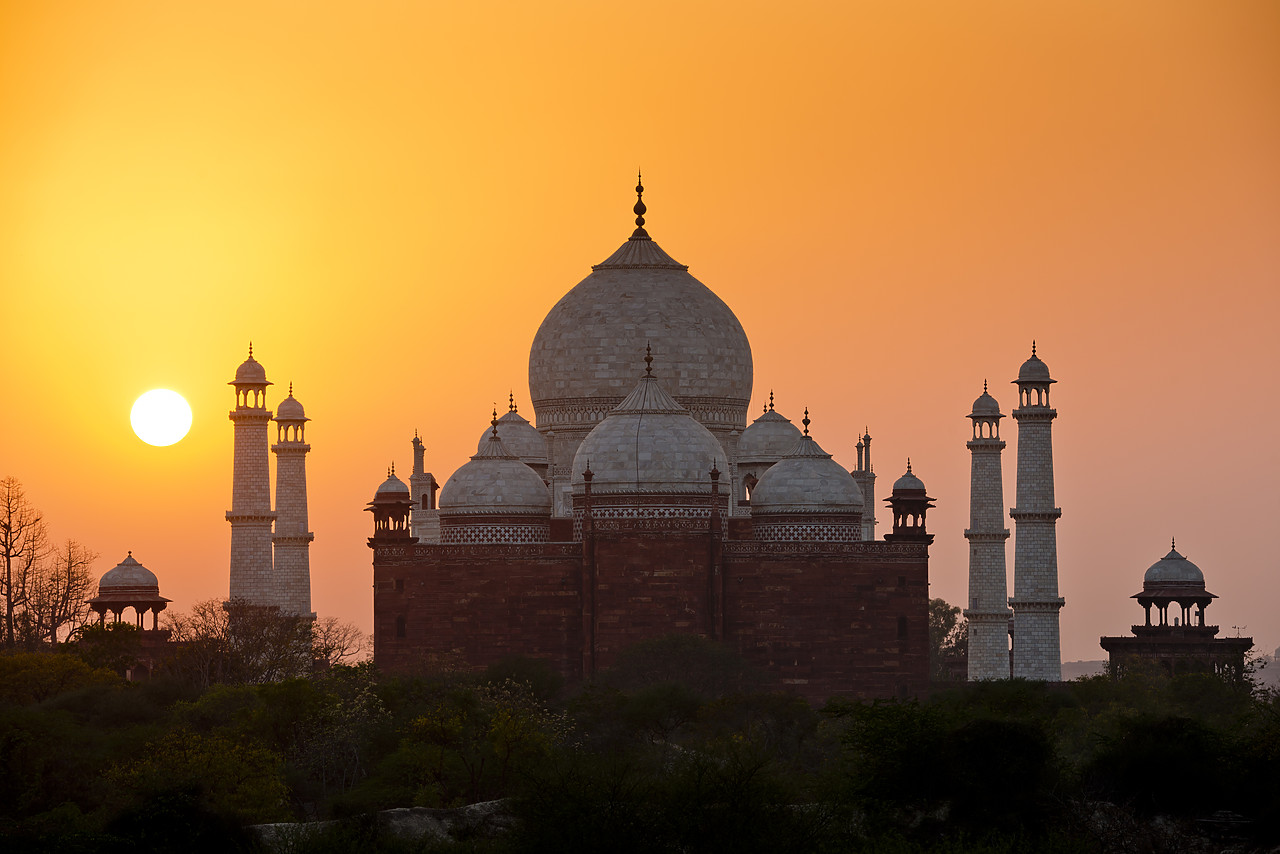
[[222, 178, 1076, 698]]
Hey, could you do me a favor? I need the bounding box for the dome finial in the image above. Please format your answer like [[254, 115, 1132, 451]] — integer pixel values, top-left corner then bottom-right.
[[632, 170, 648, 237], [802, 407, 810, 436], [1172, 536, 1176, 551], [906, 457, 912, 473], [492, 406, 499, 438], [983, 379, 988, 393], [1032, 340, 1037, 357], [769, 390, 775, 411], [288, 381, 293, 397], [390, 462, 396, 477], [248, 341, 253, 358], [644, 341, 654, 377], [509, 391, 516, 413]]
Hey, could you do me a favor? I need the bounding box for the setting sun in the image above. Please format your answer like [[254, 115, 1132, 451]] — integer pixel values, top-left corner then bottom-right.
[[130, 389, 192, 447]]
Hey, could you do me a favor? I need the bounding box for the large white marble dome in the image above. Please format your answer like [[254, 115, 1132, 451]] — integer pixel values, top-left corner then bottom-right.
[[528, 197, 753, 434]]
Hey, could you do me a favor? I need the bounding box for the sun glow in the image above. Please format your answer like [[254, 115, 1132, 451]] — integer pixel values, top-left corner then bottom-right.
[[130, 389, 193, 446]]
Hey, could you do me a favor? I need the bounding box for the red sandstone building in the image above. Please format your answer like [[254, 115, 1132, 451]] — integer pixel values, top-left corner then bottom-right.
[[367, 182, 934, 701]]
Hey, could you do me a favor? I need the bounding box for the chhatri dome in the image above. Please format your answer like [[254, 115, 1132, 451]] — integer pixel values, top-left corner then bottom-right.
[[737, 393, 804, 464], [750, 411, 864, 515], [1142, 541, 1206, 586], [572, 350, 725, 495], [447, 417, 552, 514], [476, 394, 548, 469], [528, 176, 753, 439]]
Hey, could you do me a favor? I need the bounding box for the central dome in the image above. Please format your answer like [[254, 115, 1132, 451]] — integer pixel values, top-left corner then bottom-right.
[[528, 208, 753, 437]]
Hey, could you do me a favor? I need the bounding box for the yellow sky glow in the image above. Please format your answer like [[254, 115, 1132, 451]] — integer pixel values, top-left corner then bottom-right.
[[2, 1, 1277, 661]]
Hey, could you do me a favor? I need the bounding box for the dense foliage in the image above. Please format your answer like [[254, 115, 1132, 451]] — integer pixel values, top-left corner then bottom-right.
[[1, 636, 1277, 853]]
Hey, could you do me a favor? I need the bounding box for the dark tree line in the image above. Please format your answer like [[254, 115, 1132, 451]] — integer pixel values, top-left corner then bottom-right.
[[2, 631, 1278, 853]]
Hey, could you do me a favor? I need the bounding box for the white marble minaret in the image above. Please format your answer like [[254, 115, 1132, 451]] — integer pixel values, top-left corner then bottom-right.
[[851, 428, 876, 541], [409, 432, 440, 543], [228, 346, 277, 605], [272, 384, 314, 615], [964, 382, 1011, 680], [1009, 344, 1064, 680]]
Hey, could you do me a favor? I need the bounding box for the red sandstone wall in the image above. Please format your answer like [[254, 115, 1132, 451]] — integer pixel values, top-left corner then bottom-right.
[[371, 538, 930, 703], [373, 544, 582, 677], [722, 543, 930, 700]]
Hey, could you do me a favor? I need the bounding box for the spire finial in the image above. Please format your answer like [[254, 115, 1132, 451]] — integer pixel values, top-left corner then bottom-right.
[[1032, 340, 1037, 357], [644, 341, 653, 377], [769, 390, 774, 411], [632, 171, 648, 237], [762, 402, 767, 414], [1172, 536, 1176, 551], [390, 463, 396, 477], [492, 406, 499, 438], [248, 341, 253, 358], [415, 428, 419, 439], [509, 391, 515, 413], [983, 379, 988, 394], [906, 457, 912, 473], [802, 407, 810, 436], [288, 381, 293, 397]]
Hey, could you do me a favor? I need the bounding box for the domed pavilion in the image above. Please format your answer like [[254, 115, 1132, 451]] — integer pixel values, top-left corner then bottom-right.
[[1100, 541, 1253, 678]]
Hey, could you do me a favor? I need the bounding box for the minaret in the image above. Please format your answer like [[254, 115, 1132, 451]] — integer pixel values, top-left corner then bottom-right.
[[227, 345, 277, 605], [409, 431, 440, 543], [965, 381, 1011, 680], [272, 383, 314, 616], [1009, 343, 1064, 680], [851, 427, 876, 541]]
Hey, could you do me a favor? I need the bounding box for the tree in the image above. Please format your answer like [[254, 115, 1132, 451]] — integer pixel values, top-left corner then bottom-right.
[[929, 597, 968, 681], [162, 598, 313, 688], [311, 615, 368, 667], [25, 539, 96, 646], [0, 477, 49, 648]]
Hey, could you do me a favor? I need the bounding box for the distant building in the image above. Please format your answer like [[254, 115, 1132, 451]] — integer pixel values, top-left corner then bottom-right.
[[1100, 542, 1252, 678], [87, 552, 173, 680], [367, 180, 934, 701]]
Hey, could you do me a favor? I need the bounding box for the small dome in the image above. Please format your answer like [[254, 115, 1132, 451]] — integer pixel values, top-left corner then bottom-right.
[[231, 349, 270, 386], [572, 374, 724, 493], [737, 407, 803, 463], [1016, 345, 1054, 384], [1143, 546, 1205, 586], [751, 435, 864, 514], [477, 408, 547, 465], [892, 464, 927, 494], [971, 386, 1001, 417], [99, 553, 159, 592], [276, 392, 307, 421], [375, 470, 410, 497], [442, 432, 551, 513]]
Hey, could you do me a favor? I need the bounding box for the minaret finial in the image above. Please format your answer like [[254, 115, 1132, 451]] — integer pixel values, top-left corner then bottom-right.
[[802, 407, 810, 436], [644, 341, 653, 377], [769, 390, 774, 411], [632, 170, 648, 237]]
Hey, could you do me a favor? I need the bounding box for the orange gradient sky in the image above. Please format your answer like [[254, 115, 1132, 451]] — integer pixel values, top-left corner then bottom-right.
[[2, 2, 1277, 663]]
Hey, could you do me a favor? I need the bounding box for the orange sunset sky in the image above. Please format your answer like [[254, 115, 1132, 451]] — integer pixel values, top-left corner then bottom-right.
[[1, 2, 1277, 664]]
